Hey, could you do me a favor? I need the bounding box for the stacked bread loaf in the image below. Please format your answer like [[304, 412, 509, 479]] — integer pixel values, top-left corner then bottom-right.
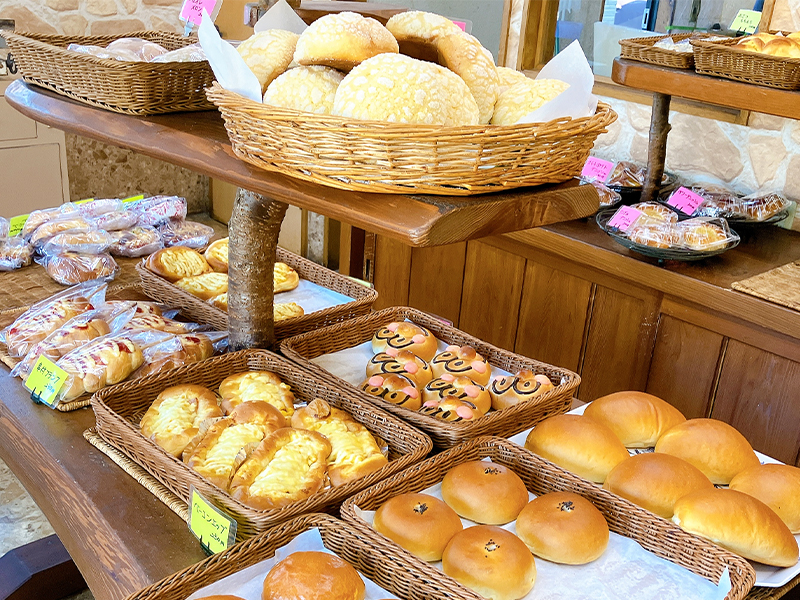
[[735, 32, 800, 58]]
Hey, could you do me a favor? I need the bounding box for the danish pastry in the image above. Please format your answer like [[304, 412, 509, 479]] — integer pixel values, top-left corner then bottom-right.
[[360, 373, 421, 411], [489, 370, 555, 411], [218, 370, 296, 416], [628, 223, 681, 249], [174, 272, 229, 301], [133, 333, 217, 379], [274, 262, 299, 293], [366, 349, 433, 387], [108, 226, 162, 258], [418, 395, 484, 422], [422, 375, 491, 414], [237, 29, 299, 93], [145, 246, 211, 282], [371, 321, 439, 362], [0, 238, 32, 271], [631, 202, 678, 223], [430, 345, 491, 386], [678, 219, 730, 250], [140, 384, 223, 458], [57, 334, 146, 400], [229, 427, 331, 509], [204, 237, 228, 272]]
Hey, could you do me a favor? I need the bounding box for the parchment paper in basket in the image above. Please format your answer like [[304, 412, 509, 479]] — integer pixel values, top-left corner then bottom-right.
[[517, 40, 598, 124], [253, 0, 308, 35], [185, 528, 397, 600]]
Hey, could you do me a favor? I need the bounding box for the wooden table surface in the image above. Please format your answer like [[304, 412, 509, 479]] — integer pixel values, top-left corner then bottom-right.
[[4, 81, 600, 248]]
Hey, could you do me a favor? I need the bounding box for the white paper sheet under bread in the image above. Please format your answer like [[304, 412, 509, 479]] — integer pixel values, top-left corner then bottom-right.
[[275, 278, 353, 314], [508, 403, 798, 588], [186, 528, 396, 600], [354, 458, 730, 600]]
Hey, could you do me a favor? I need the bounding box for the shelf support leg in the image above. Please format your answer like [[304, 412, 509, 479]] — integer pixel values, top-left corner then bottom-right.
[[642, 92, 672, 203], [228, 188, 288, 350]]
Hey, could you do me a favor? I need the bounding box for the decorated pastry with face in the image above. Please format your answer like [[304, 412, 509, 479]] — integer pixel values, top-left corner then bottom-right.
[[366, 348, 433, 387], [422, 374, 491, 414], [489, 370, 555, 411], [430, 345, 491, 386], [360, 373, 422, 411], [419, 395, 485, 422], [371, 321, 439, 362]]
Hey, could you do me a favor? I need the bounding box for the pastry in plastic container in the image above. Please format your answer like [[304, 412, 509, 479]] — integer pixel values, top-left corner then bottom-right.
[[584, 181, 621, 208], [108, 226, 163, 258], [737, 192, 790, 222], [630, 201, 678, 223], [38, 252, 119, 285], [106, 38, 168, 61], [91, 209, 139, 232], [605, 161, 677, 203], [676, 218, 734, 250], [42, 230, 113, 255], [157, 219, 215, 249], [627, 221, 682, 249], [122, 313, 207, 335], [130, 195, 188, 227], [131, 331, 228, 379], [0, 238, 33, 271], [77, 198, 123, 218]]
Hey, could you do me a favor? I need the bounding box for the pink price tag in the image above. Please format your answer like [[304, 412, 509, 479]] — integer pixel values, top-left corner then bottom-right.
[[180, 0, 217, 26], [666, 186, 704, 215], [581, 157, 614, 183], [453, 21, 467, 32], [608, 205, 644, 233]]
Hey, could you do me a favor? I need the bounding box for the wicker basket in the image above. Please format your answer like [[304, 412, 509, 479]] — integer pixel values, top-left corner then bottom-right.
[[136, 247, 377, 338], [280, 306, 578, 448], [206, 83, 617, 196], [91, 349, 432, 539], [341, 436, 756, 600], [124, 513, 472, 600], [691, 37, 800, 89], [5, 31, 215, 115], [619, 33, 712, 69]]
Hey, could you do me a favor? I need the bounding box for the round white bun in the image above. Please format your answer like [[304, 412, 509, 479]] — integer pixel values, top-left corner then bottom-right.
[[263, 66, 344, 114]]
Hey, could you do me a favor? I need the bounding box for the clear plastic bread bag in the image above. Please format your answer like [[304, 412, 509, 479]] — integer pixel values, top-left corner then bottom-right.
[[151, 44, 207, 63], [691, 184, 741, 218], [606, 161, 646, 187], [77, 198, 123, 218], [0, 238, 33, 271], [54, 329, 173, 402], [29, 214, 95, 249], [42, 230, 113, 255], [121, 312, 209, 334], [157, 219, 215, 249], [21, 203, 78, 240], [0, 280, 108, 357], [103, 299, 178, 319], [106, 38, 168, 61], [12, 301, 138, 380], [0, 217, 9, 241], [67, 43, 140, 61], [676, 217, 738, 251], [130, 196, 188, 227], [108, 226, 164, 257], [91, 210, 139, 232], [35, 252, 119, 286], [131, 331, 229, 379], [736, 191, 791, 222]]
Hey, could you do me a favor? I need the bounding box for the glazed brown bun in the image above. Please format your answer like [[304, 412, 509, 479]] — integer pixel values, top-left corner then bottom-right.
[[373, 492, 463, 561], [583, 391, 686, 448], [441, 461, 529, 524], [262, 551, 365, 600], [603, 453, 713, 519], [673, 488, 799, 567], [730, 464, 800, 533], [515, 492, 609, 564], [524, 414, 629, 483], [442, 526, 536, 600], [654, 418, 760, 484]]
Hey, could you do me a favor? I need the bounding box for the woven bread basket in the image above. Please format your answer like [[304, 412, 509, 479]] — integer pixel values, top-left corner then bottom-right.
[[280, 306, 578, 448], [341, 436, 757, 600], [619, 33, 713, 69], [691, 36, 800, 89], [5, 30, 215, 115], [206, 83, 617, 196], [91, 349, 432, 539]]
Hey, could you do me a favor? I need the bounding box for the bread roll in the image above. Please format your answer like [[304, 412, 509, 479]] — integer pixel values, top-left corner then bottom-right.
[[677, 219, 729, 250], [360, 372, 421, 411], [583, 391, 686, 448], [262, 551, 365, 600], [730, 464, 800, 533], [422, 375, 491, 414], [373, 492, 463, 561], [496, 66, 529, 95], [441, 461, 528, 524], [489, 370, 554, 411], [44, 252, 118, 285], [654, 418, 759, 484], [418, 395, 484, 422], [366, 349, 433, 387], [435, 32, 499, 124], [386, 10, 461, 44], [371, 321, 438, 362], [264, 66, 344, 115], [491, 79, 569, 126], [763, 37, 800, 58], [431, 345, 491, 386], [333, 53, 480, 126], [673, 488, 798, 567], [524, 414, 629, 483], [237, 30, 299, 94], [603, 453, 713, 519], [294, 12, 398, 71], [442, 526, 536, 600], [515, 492, 609, 564]]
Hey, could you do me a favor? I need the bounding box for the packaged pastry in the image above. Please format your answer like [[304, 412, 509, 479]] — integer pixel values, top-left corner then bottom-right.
[[204, 237, 228, 272], [77, 198, 123, 218], [676, 217, 734, 251], [67, 43, 141, 61], [42, 230, 113, 255], [151, 43, 206, 63], [0, 216, 9, 241], [108, 226, 163, 257], [0, 238, 33, 271], [105, 299, 169, 317], [157, 219, 215, 249], [132, 331, 228, 379], [1, 280, 107, 357], [583, 181, 621, 207], [91, 209, 139, 232], [630, 202, 678, 223], [130, 195, 188, 227], [106, 37, 168, 61], [21, 203, 78, 239], [29, 215, 94, 247], [627, 222, 682, 249], [122, 313, 207, 334], [145, 246, 211, 281], [38, 252, 119, 285], [737, 192, 790, 222]]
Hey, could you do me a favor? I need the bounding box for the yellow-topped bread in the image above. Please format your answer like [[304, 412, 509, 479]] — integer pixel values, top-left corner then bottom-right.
[[274, 262, 300, 293], [218, 370, 296, 416], [145, 246, 211, 282], [175, 272, 229, 301], [204, 237, 228, 272]]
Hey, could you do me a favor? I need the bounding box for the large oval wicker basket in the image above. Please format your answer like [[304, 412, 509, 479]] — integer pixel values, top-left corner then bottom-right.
[[206, 83, 617, 196]]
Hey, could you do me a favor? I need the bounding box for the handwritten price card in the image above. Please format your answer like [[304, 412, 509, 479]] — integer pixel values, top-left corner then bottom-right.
[[180, 0, 218, 27], [8, 214, 28, 238], [189, 487, 237, 554], [24, 356, 68, 408], [607, 205, 644, 233], [666, 186, 704, 215], [581, 157, 614, 183], [730, 10, 761, 34]]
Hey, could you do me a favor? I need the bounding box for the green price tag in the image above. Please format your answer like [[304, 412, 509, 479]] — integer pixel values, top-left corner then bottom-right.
[[188, 487, 237, 554], [123, 194, 145, 203], [730, 9, 761, 34], [8, 214, 28, 237], [23, 356, 68, 408], [75, 198, 95, 205]]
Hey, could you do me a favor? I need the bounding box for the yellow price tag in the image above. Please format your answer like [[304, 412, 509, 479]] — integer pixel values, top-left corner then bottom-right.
[[8, 214, 28, 238], [75, 198, 95, 205], [123, 194, 145, 203], [188, 487, 237, 554], [23, 356, 68, 408], [730, 9, 761, 34]]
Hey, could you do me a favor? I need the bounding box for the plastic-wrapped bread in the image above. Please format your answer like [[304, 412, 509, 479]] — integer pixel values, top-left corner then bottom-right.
[[39, 252, 119, 285], [157, 219, 215, 249], [263, 66, 344, 115], [22, 203, 78, 239], [130, 195, 187, 227], [108, 226, 163, 258], [0, 238, 32, 271], [132, 331, 227, 379]]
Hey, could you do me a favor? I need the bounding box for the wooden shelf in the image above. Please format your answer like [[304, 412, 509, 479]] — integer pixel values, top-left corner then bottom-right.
[[612, 57, 800, 120], [3, 80, 600, 248]]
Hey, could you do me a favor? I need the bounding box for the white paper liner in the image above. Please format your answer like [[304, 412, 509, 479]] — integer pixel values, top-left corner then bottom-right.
[[354, 457, 730, 600], [507, 403, 799, 588], [275, 278, 354, 316], [186, 528, 397, 600]]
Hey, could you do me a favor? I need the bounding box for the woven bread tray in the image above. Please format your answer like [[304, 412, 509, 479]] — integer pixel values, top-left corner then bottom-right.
[[136, 246, 377, 338], [619, 33, 711, 69], [5, 30, 215, 115], [91, 348, 432, 539], [690, 37, 800, 89], [341, 436, 756, 600], [124, 513, 472, 600], [206, 83, 617, 196], [280, 306, 578, 449]]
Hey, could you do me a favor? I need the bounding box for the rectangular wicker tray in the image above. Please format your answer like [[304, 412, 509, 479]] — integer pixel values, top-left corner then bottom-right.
[[280, 306, 578, 449], [341, 436, 756, 600], [91, 348, 432, 539], [619, 33, 708, 69], [137, 247, 377, 339], [691, 37, 800, 90], [5, 30, 215, 115]]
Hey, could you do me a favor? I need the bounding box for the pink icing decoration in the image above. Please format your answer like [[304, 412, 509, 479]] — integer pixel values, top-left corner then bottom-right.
[[441, 373, 455, 382], [471, 361, 487, 374], [368, 376, 384, 387], [464, 385, 480, 398], [456, 406, 474, 419], [424, 400, 438, 408], [402, 386, 419, 399], [387, 322, 400, 332], [404, 362, 419, 374], [412, 334, 426, 344], [385, 347, 399, 357], [446, 345, 460, 352]]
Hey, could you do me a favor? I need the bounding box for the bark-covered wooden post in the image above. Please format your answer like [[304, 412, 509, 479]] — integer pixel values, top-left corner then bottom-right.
[[641, 92, 672, 203]]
